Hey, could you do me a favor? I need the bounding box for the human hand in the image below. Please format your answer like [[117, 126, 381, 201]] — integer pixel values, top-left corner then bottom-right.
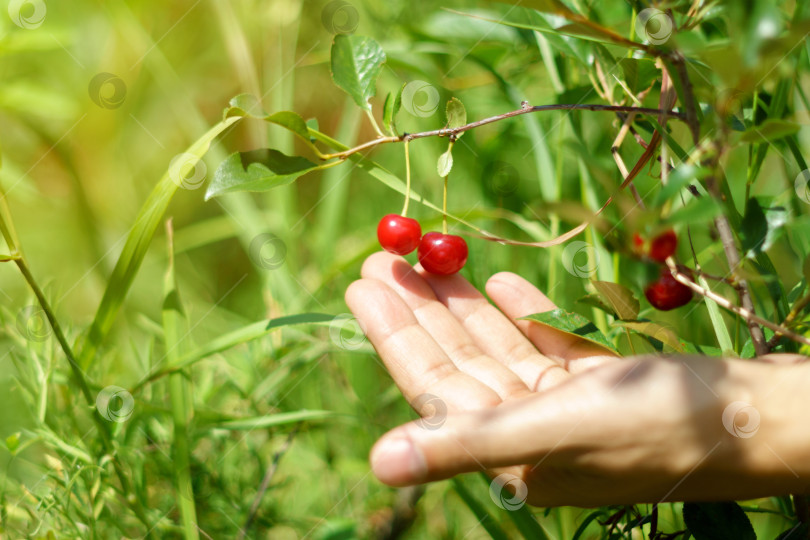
[[346, 252, 810, 506]]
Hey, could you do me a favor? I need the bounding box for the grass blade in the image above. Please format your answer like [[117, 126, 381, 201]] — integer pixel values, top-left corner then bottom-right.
[[75, 116, 241, 371], [162, 221, 200, 540]]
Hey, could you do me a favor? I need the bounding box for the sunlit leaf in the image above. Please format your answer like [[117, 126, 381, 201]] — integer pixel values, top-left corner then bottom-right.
[[206, 150, 320, 199], [520, 309, 617, 353], [446, 97, 467, 135], [437, 147, 454, 177], [383, 85, 403, 136], [612, 320, 683, 351], [592, 281, 639, 321], [330, 34, 386, 111]]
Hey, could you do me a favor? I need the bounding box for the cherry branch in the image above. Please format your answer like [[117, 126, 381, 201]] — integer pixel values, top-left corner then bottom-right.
[[320, 102, 686, 161], [665, 259, 810, 349]]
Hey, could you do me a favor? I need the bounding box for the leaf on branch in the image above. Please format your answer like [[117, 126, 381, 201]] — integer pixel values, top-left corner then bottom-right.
[[591, 281, 639, 320], [206, 149, 320, 200], [437, 147, 454, 177], [330, 34, 386, 111], [446, 97, 467, 136], [266, 111, 311, 143], [612, 320, 683, 351], [383, 85, 403, 136], [520, 309, 617, 353]]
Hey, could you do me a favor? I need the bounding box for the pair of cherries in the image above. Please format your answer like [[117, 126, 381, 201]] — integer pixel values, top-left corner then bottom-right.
[[377, 214, 468, 275], [634, 230, 693, 311]]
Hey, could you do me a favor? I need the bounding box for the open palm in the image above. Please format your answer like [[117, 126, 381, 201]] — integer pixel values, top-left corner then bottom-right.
[[346, 252, 809, 507]]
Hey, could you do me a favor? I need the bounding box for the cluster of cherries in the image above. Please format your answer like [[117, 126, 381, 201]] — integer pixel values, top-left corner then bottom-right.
[[634, 229, 693, 311], [377, 214, 468, 275]]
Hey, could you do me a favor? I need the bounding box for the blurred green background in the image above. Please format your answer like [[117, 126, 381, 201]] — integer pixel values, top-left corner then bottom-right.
[[1, 0, 808, 537]]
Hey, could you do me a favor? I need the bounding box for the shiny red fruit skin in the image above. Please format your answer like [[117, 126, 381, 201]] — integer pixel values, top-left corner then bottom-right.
[[645, 269, 693, 311], [417, 232, 468, 275], [649, 230, 677, 263], [377, 214, 422, 255]]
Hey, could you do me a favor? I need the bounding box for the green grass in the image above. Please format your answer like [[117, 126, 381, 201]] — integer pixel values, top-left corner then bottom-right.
[[1, 0, 809, 538]]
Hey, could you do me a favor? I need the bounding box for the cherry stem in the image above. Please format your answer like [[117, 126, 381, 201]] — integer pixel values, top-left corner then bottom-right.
[[401, 139, 411, 216], [442, 174, 448, 235]]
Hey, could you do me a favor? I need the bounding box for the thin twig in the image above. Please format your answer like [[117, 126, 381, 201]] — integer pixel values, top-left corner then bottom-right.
[[320, 103, 686, 161], [665, 260, 810, 348], [238, 427, 299, 539]]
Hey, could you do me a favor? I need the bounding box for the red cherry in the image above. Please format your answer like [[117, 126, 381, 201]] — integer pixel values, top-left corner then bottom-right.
[[377, 214, 422, 255], [644, 268, 693, 311], [417, 232, 468, 275], [649, 230, 677, 263]]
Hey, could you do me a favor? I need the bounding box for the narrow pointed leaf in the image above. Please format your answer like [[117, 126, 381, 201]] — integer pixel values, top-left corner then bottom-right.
[[383, 85, 403, 136]]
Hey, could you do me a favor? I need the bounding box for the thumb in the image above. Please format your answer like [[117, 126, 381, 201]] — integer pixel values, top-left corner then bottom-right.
[[369, 393, 575, 486]]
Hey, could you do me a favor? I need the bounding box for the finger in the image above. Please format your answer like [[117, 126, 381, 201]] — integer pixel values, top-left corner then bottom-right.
[[418, 268, 569, 391], [361, 252, 531, 400], [486, 272, 618, 373], [345, 278, 502, 412], [369, 387, 578, 487]]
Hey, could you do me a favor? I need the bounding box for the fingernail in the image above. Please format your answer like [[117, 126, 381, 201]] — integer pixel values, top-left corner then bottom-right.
[[371, 436, 427, 485]]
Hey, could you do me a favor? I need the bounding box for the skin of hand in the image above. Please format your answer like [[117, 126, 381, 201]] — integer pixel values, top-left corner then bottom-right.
[[345, 252, 810, 507]]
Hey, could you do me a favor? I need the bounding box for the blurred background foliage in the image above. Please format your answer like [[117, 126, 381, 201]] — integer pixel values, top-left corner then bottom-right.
[[0, 0, 809, 537]]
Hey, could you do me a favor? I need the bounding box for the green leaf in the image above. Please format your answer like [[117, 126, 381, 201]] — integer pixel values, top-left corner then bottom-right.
[[446, 97, 467, 136], [267, 111, 311, 142], [224, 93, 266, 118], [576, 293, 616, 317], [740, 198, 768, 257], [520, 309, 617, 353], [666, 196, 722, 226], [204, 409, 337, 431], [739, 119, 800, 143], [159, 313, 336, 376], [382, 85, 403, 136], [74, 116, 242, 371], [330, 34, 386, 111], [612, 320, 684, 351], [206, 150, 319, 200], [683, 502, 756, 540], [437, 148, 454, 177], [591, 281, 639, 321]]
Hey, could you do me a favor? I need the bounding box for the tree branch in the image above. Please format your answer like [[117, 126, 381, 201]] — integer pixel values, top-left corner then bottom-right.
[[320, 102, 686, 161]]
